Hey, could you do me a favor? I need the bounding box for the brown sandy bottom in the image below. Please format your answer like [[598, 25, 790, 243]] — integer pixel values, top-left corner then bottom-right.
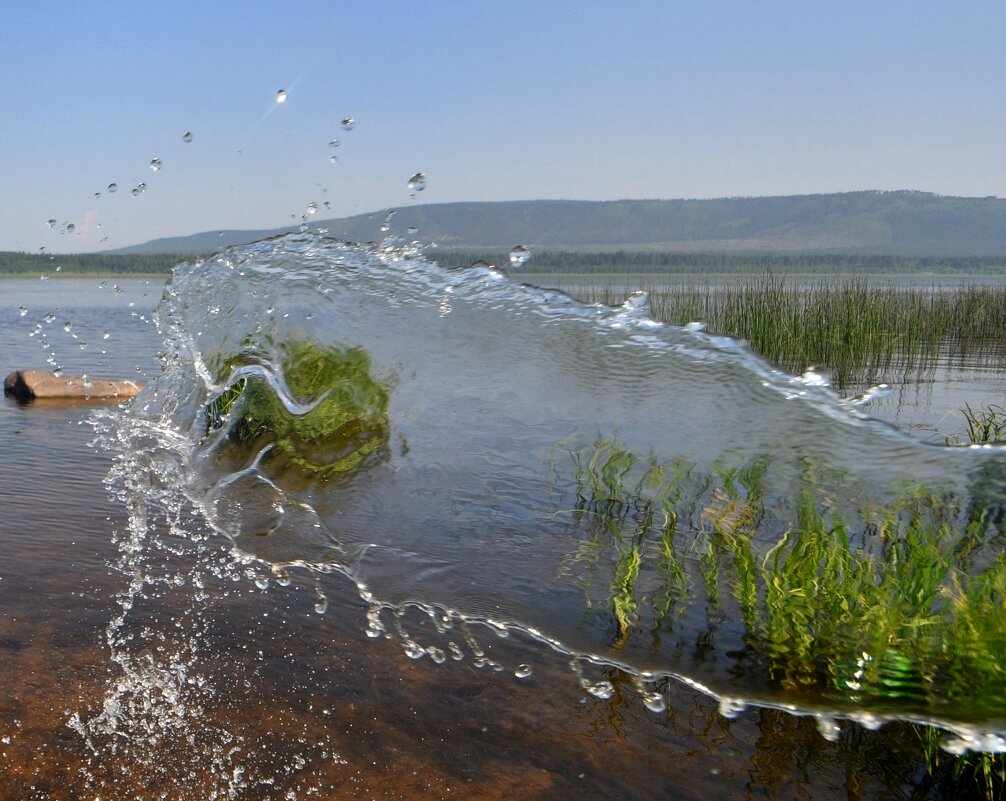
[[0, 405, 970, 800], [0, 553, 958, 801]]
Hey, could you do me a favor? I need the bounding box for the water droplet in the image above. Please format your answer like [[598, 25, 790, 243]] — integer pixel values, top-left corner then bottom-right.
[[508, 245, 530, 268], [39, 246, 45, 253], [341, 117, 354, 130], [44, 312, 56, 323], [55, 265, 62, 272], [683, 320, 706, 333], [63, 321, 72, 333], [40, 274, 49, 281], [407, 172, 426, 192], [323, 201, 331, 210], [815, 714, 841, 743], [182, 131, 193, 143], [329, 155, 338, 164], [102, 331, 111, 340], [66, 223, 75, 233], [306, 202, 318, 215], [642, 691, 667, 714], [328, 139, 340, 148], [585, 681, 615, 700], [276, 89, 288, 103], [407, 226, 418, 236], [94, 191, 101, 199], [46, 218, 56, 228], [718, 697, 747, 719], [514, 664, 533, 679], [314, 596, 329, 614], [107, 182, 118, 193], [149, 157, 162, 172]]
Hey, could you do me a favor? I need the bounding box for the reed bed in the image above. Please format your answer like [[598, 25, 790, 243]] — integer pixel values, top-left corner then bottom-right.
[[556, 275, 1006, 387]]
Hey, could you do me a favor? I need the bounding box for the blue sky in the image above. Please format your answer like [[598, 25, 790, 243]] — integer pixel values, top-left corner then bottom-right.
[[3, 1, 1004, 253]]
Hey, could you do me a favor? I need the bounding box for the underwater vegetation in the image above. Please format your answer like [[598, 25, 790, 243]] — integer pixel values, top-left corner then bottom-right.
[[207, 340, 392, 479], [565, 437, 1006, 797]]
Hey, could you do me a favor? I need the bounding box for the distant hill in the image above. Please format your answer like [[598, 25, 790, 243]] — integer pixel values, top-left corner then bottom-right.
[[111, 191, 1006, 257]]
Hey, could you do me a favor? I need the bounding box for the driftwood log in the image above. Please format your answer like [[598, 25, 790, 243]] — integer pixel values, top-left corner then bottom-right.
[[4, 370, 143, 401]]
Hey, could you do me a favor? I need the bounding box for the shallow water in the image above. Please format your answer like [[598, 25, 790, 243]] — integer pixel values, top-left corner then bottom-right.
[[2, 264, 1006, 798]]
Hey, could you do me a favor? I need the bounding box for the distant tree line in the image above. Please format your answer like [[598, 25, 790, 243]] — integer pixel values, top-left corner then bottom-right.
[[3, 247, 1004, 277], [0, 251, 188, 275], [434, 250, 1006, 275]]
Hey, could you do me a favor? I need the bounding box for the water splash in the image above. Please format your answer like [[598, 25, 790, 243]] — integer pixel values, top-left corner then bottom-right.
[[86, 232, 1006, 770]]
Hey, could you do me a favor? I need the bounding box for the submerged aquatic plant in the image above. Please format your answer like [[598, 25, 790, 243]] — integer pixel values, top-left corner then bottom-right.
[[208, 340, 392, 478], [564, 438, 1006, 722]]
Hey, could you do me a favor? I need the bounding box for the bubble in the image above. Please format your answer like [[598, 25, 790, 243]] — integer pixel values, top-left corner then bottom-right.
[[508, 245, 530, 268], [149, 157, 162, 172], [514, 664, 533, 679], [182, 131, 193, 143], [46, 219, 56, 228], [407, 172, 426, 193], [107, 182, 118, 193], [341, 117, 354, 130], [276, 89, 288, 103]]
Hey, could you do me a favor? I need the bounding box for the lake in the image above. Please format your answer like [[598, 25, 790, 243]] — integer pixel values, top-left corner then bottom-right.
[[2, 259, 1005, 800]]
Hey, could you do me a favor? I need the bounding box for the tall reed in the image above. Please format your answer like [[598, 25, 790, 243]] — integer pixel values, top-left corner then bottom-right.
[[551, 275, 1006, 388]]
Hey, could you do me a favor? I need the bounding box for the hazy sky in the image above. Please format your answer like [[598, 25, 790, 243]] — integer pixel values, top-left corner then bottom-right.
[[4, 1, 1004, 253]]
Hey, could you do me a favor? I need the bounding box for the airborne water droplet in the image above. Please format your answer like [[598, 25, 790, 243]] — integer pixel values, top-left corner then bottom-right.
[[149, 157, 162, 172], [18, 306, 27, 317], [329, 155, 338, 164], [66, 223, 75, 233], [46, 218, 56, 228], [341, 117, 354, 130], [306, 202, 318, 215], [407, 172, 426, 193], [107, 182, 118, 194], [328, 139, 340, 148], [314, 595, 329, 614], [514, 664, 533, 679], [276, 89, 288, 103], [182, 131, 193, 143], [642, 691, 667, 714], [102, 331, 111, 340], [508, 245, 530, 268]]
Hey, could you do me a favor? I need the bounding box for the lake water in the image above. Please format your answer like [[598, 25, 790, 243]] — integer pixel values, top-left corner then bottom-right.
[[2, 260, 1005, 800]]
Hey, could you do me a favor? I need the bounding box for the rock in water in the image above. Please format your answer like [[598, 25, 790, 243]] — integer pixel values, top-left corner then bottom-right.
[[3, 370, 143, 401]]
